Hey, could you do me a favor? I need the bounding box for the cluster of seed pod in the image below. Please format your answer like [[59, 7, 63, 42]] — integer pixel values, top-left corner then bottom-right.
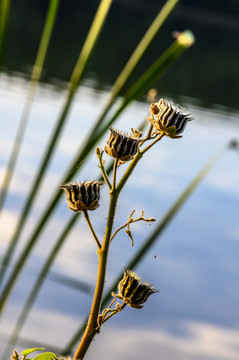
[[60, 98, 193, 312]]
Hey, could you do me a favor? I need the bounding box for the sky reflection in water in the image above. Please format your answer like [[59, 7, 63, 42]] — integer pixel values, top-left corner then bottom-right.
[[0, 74, 239, 359]]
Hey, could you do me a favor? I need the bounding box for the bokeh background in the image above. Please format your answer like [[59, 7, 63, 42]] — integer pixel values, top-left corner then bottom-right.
[[0, 1, 239, 359]]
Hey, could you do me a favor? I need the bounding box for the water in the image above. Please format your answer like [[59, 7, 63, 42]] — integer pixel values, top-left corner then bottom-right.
[[0, 73, 239, 360]]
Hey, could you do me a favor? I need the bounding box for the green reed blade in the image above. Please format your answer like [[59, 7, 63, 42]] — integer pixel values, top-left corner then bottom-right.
[[61, 141, 233, 355], [0, 31, 194, 313], [91, 0, 180, 130], [48, 272, 93, 293], [0, 0, 11, 66], [1, 0, 180, 264], [0, 122, 151, 355], [0, 0, 179, 289], [0, 159, 116, 358], [94, 31, 195, 140], [0, 0, 59, 215], [0, 214, 80, 360], [0, 0, 112, 286]]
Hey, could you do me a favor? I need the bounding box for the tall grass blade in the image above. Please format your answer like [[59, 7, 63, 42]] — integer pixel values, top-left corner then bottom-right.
[[0, 121, 151, 354], [1, 0, 180, 266], [0, 30, 194, 313], [92, 0, 180, 128], [61, 141, 233, 355], [0, 214, 80, 360], [0, 0, 60, 216], [0, 0, 112, 286], [94, 31, 195, 139], [48, 272, 93, 293], [0, 0, 11, 66], [0, 160, 116, 357]]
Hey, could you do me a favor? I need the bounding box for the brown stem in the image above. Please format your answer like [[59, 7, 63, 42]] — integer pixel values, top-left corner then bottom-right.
[[73, 192, 119, 360]]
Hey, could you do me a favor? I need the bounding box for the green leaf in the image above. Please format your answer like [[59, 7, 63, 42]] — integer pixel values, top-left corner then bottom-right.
[[32, 352, 57, 360], [22, 348, 45, 356]]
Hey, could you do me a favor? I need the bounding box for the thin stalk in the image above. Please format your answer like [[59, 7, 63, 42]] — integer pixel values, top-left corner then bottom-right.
[[110, 210, 151, 242], [97, 153, 112, 189], [112, 159, 118, 191], [0, 0, 60, 216], [0, 213, 80, 360], [0, 0, 112, 288], [90, 0, 180, 131], [72, 131, 165, 358], [100, 302, 127, 326], [92, 31, 195, 146], [0, 0, 60, 284], [115, 133, 164, 195], [61, 142, 231, 356], [73, 191, 119, 360], [141, 133, 165, 154], [83, 211, 101, 249]]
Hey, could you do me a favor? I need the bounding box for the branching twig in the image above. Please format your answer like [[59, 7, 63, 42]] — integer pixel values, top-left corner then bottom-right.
[[83, 211, 102, 249], [111, 209, 156, 246], [97, 299, 127, 331]]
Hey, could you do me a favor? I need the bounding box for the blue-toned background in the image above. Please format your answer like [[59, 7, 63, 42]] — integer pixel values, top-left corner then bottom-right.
[[0, 1, 239, 359]]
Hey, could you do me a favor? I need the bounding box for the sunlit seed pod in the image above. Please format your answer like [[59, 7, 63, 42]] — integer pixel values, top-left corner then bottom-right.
[[150, 98, 194, 138], [60, 180, 104, 212], [112, 268, 158, 309], [104, 127, 140, 161]]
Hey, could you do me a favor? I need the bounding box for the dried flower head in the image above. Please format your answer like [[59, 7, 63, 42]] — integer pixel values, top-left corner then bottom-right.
[[104, 127, 140, 161], [149, 98, 193, 138], [61, 181, 103, 212], [112, 269, 158, 309]]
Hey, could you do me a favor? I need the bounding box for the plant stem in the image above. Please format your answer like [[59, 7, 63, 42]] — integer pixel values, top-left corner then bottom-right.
[[73, 192, 119, 360], [73, 157, 121, 359], [112, 159, 118, 191], [141, 132, 164, 154], [101, 302, 127, 324], [83, 211, 102, 249], [73, 133, 164, 359], [98, 154, 112, 189]]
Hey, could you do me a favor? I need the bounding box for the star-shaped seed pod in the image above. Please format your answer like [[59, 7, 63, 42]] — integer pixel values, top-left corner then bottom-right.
[[104, 127, 140, 161], [149, 98, 193, 138], [112, 269, 158, 309], [61, 181, 104, 212]]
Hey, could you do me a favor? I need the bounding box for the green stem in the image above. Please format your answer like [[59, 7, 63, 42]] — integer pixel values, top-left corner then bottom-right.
[[101, 302, 127, 325], [98, 153, 112, 189], [83, 211, 101, 249], [73, 191, 119, 360], [0, 0, 60, 217], [73, 135, 161, 358], [141, 132, 165, 154], [72, 131, 165, 359], [112, 159, 118, 191]]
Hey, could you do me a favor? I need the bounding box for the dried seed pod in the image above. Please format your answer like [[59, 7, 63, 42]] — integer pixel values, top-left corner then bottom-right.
[[112, 269, 158, 309], [61, 181, 104, 212], [150, 98, 193, 138], [104, 127, 140, 161]]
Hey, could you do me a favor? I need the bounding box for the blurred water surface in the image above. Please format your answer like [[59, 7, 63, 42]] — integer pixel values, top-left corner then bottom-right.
[[0, 73, 239, 359]]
